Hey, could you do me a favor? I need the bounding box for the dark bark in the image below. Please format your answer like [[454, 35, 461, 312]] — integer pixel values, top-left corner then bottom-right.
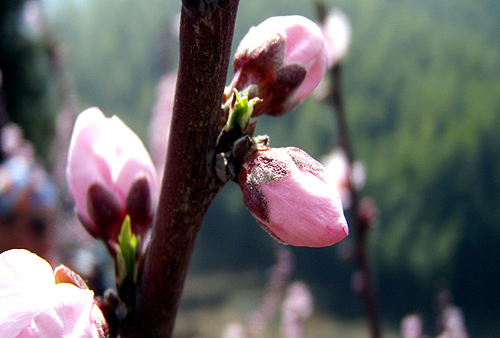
[[315, 2, 382, 337], [126, 1, 239, 337]]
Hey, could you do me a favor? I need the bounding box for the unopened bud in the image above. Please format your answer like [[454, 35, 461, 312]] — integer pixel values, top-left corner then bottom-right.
[[66, 108, 158, 244], [229, 16, 328, 117], [238, 146, 348, 247], [322, 10, 352, 67]]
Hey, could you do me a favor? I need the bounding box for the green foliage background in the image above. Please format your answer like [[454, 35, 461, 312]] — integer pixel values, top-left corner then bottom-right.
[[6, 0, 499, 335]]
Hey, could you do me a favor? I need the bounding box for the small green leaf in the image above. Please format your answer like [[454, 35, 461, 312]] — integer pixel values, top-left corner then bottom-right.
[[225, 89, 261, 133], [117, 215, 137, 284], [116, 245, 127, 284]]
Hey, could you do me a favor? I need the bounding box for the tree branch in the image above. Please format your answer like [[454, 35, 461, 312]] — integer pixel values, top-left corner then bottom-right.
[[315, 2, 382, 337], [332, 61, 382, 338], [127, 2, 239, 336]]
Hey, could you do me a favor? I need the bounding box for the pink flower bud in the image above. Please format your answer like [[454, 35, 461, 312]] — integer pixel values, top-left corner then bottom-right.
[[322, 10, 352, 67], [322, 147, 366, 209], [66, 108, 158, 242], [0, 249, 108, 337], [229, 15, 328, 117], [401, 314, 424, 338], [238, 147, 348, 247]]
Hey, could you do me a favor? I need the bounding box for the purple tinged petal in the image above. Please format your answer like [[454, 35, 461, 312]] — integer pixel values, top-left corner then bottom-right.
[[125, 177, 153, 236], [86, 183, 124, 242]]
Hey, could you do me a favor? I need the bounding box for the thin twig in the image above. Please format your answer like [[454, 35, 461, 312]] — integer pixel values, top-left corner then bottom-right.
[[315, 2, 382, 337], [331, 59, 382, 338]]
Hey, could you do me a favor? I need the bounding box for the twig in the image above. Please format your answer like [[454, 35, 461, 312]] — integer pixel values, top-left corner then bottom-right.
[[315, 2, 382, 337], [125, 1, 240, 337], [331, 57, 382, 338]]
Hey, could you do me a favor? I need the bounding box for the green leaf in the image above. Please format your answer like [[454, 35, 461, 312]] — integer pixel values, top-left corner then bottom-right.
[[117, 215, 137, 283], [225, 89, 261, 133]]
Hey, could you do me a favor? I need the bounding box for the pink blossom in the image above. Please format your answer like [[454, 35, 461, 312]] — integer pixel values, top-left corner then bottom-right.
[[66, 107, 158, 242], [280, 281, 313, 338], [401, 314, 424, 338], [322, 10, 352, 67], [229, 15, 328, 117], [0, 249, 108, 338], [238, 147, 348, 247], [148, 73, 176, 179], [321, 147, 366, 209]]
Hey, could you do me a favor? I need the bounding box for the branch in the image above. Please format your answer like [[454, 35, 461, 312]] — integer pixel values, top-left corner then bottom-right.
[[315, 3, 382, 337], [126, 1, 239, 336], [332, 61, 382, 338]]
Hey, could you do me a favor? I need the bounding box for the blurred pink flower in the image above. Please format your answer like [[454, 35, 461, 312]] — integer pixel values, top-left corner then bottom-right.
[[401, 314, 424, 338], [66, 107, 158, 242], [322, 9, 352, 67], [229, 15, 328, 117], [238, 147, 348, 247], [0, 249, 108, 338], [280, 281, 313, 338], [148, 72, 176, 179], [321, 147, 366, 209], [438, 306, 469, 338]]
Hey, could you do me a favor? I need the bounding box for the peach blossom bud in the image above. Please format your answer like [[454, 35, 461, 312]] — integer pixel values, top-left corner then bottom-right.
[[322, 147, 366, 209], [238, 147, 348, 247], [0, 249, 108, 337], [66, 108, 158, 243], [280, 281, 313, 338], [229, 15, 327, 117], [322, 10, 352, 67], [401, 314, 424, 338]]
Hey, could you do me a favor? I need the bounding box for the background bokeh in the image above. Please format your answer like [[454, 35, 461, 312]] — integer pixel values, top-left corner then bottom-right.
[[1, 0, 499, 336]]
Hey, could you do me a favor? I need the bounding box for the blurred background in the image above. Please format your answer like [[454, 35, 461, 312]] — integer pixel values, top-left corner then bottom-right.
[[0, 0, 499, 337]]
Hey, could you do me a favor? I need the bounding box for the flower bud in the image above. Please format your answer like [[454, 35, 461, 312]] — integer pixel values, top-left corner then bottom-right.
[[238, 147, 348, 247], [66, 108, 158, 243], [229, 15, 328, 117], [0, 249, 109, 337], [322, 10, 352, 67], [322, 147, 366, 209]]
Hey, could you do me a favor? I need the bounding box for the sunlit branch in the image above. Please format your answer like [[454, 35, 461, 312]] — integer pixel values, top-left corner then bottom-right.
[[126, 1, 240, 337]]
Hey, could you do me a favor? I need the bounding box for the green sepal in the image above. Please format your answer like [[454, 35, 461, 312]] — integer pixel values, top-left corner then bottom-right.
[[225, 89, 261, 134], [116, 215, 137, 284]]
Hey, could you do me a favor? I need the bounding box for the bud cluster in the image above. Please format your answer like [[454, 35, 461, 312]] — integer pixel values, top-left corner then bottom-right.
[[216, 15, 350, 247]]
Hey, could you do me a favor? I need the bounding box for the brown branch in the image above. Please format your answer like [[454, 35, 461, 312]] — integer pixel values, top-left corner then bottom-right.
[[125, 1, 240, 337], [332, 59, 382, 338], [315, 2, 382, 337]]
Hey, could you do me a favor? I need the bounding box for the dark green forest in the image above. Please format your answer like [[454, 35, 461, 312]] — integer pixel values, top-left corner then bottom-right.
[[2, 0, 500, 336]]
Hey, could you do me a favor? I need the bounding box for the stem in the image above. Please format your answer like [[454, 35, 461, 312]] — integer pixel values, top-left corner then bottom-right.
[[126, 2, 239, 337], [332, 63, 382, 338], [315, 2, 382, 337]]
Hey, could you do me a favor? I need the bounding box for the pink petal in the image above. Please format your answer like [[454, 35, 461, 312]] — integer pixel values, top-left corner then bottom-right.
[[260, 168, 348, 247], [0, 250, 107, 338], [322, 10, 351, 67], [111, 116, 158, 208], [66, 108, 158, 230], [281, 16, 327, 102], [19, 285, 99, 338], [0, 250, 55, 338], [66, 108, 115, 222]]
